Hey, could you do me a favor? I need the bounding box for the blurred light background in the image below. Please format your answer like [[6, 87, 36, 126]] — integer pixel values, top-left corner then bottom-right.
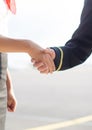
[[6, 1, 92, 130], [7, 0, 92, 69]]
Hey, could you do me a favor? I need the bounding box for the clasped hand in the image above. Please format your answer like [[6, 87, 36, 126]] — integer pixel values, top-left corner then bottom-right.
[[31, 48, 56, 74]]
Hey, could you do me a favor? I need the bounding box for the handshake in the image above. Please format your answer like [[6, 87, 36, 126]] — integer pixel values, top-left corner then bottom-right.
[[0, 36, 56, 74], [27, 40, 56, 74], [31, 48, 56, 74]]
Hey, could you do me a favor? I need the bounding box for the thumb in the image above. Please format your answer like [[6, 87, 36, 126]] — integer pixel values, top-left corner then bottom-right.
[[44, 48, 55, 59]]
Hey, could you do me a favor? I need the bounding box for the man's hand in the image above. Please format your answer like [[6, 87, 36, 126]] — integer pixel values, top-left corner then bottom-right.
[[32, 48, 56, 74]]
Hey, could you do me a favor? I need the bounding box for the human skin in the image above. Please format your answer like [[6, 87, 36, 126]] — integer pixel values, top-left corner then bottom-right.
[[0, 35, 55, 73]]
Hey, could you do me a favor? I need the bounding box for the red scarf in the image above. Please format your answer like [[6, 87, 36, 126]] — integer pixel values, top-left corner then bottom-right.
[[5, 0, 16, 14]]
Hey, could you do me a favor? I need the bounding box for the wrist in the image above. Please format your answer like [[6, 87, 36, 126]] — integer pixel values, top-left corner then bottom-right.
[[26, 40, 44, 58], [50, 47, 63, 71], [20, 39, 31, 53]]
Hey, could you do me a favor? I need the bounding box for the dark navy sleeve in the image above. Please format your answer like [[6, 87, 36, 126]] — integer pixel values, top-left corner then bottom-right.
[[51, 0, 92, 71]]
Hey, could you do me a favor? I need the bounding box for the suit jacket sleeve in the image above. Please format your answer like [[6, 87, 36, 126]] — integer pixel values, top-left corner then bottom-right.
[[51, 0, 92, 71]]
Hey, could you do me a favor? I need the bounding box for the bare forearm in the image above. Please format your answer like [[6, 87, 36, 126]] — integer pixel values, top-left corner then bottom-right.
[[0, 35, 28, 52], [0, 35, 55, 73], [0, 35, 43, 55], [6, 69, 13, 92]]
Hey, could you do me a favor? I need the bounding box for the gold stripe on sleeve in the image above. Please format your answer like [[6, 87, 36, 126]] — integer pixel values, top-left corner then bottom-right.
[[56, 47, 63, 71]]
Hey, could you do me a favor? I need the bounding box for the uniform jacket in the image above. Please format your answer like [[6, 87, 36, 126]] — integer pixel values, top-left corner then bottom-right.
[[51, 0, 92, 71]]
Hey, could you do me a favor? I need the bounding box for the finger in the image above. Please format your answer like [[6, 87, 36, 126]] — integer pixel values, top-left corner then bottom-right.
[[48, 54, 55, 72], [44, 48, 52, 56], [7, 106, 13, 112], [11, 104, 16, 111], [42, 55, 51, 73], [33, 62, 44, 68], [7, 102, 16, 112], [39, 68, 49, 74], [31, 58, 35, 63], [43, 54, 55, 73], [44, 48, 55, 59], [34, 62, 49, 74], [43, 55, 53, 73], [38, 65, 49, 72]]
